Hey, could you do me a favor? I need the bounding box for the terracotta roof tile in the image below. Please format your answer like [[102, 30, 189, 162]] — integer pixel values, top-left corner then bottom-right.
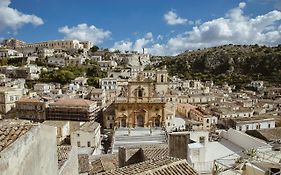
[[0, 121, 33, 152], [98, 156, 198, 175], [50, 98, 96, 107]]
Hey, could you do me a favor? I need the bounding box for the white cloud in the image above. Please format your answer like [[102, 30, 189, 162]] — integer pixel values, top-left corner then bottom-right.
[[145, 32, 153, 39], [149, 2, 281, 55], [111, 32, 154, 53], [164, 10, 189, 25], [112, 40, 133, 52], [239, 2, 246, 9], [0, 0, 43, 31], [157, 35, 163, 40], [111, 2, 281, 56], [58, 23, 111, 44]]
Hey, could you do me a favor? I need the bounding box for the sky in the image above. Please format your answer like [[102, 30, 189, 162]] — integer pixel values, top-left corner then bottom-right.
[[0, 0, 281, 55]]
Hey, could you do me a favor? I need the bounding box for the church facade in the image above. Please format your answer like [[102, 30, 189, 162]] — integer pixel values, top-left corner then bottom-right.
[[114, 68, 169, 128]]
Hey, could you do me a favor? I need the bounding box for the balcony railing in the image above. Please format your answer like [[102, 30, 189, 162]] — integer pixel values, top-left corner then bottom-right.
[[115, 97, 165, 103]]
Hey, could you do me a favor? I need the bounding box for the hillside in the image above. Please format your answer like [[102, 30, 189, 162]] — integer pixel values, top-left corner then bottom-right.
[[157, 44, 281, 88]]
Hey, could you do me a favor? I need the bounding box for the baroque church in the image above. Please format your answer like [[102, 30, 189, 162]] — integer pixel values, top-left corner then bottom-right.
[[113, 67, 169, 128]]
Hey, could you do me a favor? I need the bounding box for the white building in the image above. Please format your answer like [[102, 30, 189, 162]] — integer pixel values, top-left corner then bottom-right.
[[34, 83, 55, 94], [0, 49, 23, 58], [67, 56, 87, 66], [71, 121, 101, 154], [250, 81, 264, 90], [228, 115, 275, 131], [86, 88, 106, 107], [169, 129, 271, 174], [48, 55, 67, 67], [100, 78, 117, 90], [22, 64, 41, 80], [182, 80, 203, 90], [43, 121, 70, 145], [68, 83, 80, 92], [90, 55, 102, 62], [38, 48, 54, 58], [73, 77, 88, 86], [214, 107, 254, 119], [97, 60, 118, 71]]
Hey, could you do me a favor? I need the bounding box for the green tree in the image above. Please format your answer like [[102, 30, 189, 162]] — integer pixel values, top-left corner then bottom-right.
[[90, 45, 99, 53], [87, 77, 100, 88]]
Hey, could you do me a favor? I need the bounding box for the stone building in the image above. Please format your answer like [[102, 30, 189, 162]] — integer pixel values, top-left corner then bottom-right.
[[71, 121, 101, 152], [46, 98, 99, 121], [16, 96, 47, 122], [0, 87, 24, 118], [114, 72, 168, 128]]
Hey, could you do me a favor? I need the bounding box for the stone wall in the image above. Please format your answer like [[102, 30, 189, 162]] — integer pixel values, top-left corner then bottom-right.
[[0, 125, 58, 175], [168, 132, 190, 159], [59, 146, 79, 175]]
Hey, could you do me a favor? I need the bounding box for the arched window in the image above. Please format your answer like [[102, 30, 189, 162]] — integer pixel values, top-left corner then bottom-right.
[[161, 75, 164, 83]]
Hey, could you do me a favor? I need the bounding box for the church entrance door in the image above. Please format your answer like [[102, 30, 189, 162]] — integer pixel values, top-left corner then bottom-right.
[[121, 118, 126, 127], [155, 117, 161, 127], [137, 114, 144, 127]]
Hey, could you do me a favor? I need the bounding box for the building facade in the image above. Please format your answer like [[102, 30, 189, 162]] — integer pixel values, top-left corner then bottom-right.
[[71, 121, 101, 151], [46, 98, 99, 121], [114, 74, 167, 128], [0, 87, 24, 117], [16, 96, 47, 122]]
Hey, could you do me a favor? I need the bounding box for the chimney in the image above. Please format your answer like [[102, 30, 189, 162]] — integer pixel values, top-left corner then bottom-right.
[[142, 48, 145, 54], [168, 132, 190, 159], [118, 146, 144, 167]]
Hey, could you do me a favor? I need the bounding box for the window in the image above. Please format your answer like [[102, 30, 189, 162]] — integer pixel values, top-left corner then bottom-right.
[[239, 126, 242, 131], [199, 136, 205, 144], [77, 133, 80, 137], [77, 141, 80, 147], [246, 125, 249, 130], [257, 124, 260, 129], [206, 119, 209, 123], [87, 141, 91, 147], [268, 124, 271, 128]]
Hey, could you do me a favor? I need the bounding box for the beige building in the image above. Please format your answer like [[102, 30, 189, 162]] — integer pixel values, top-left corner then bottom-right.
[[176, 103, 217, 130], [86, 88, 106, 107], [47, 98, 99, 121], [0, 87, 24, 118], [43, 121, 70, 145], [71, 121, 101, 153], [97, 60, 118, 71], [16, 96, 47, 122], [113, 74, 167, 128], [1, 38, 26, 48], [17, 39, 92, 50]]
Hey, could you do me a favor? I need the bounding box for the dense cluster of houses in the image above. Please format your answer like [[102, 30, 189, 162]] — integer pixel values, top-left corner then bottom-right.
[[0, 38, 281, 175]]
